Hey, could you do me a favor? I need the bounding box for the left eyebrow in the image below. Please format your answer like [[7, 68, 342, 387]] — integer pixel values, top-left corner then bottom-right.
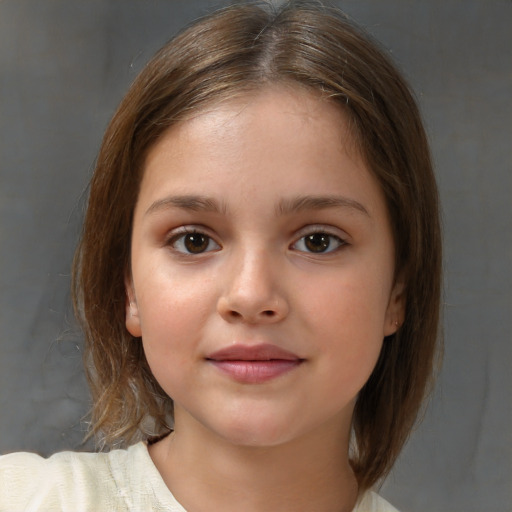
[[276, 195, 370, 217]]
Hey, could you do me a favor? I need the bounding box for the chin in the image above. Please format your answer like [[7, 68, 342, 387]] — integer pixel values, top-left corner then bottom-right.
[[206, 413, 298, 449]]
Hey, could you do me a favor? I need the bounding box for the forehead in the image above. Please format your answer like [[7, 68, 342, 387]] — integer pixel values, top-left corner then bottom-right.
[[143, 84, 360, 177], [135, 85, 388, 227]]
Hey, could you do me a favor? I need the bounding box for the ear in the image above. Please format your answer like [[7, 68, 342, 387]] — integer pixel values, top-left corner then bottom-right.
[[383, 278, 406, 337], [125, 278, 142, 338]]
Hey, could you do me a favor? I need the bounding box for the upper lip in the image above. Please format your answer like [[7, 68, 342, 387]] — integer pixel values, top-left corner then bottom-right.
[[206, 343, 302, 361]]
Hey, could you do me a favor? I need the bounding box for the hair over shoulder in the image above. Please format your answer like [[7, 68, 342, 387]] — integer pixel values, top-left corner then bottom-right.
[[73, 0, 442, 491]]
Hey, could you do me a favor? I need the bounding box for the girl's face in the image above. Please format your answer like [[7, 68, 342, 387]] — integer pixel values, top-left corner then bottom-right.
[[126, 86, 404, 449]]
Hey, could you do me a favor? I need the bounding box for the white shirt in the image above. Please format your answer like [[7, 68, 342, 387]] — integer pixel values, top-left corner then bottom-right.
[[0, 442, 399, 511]]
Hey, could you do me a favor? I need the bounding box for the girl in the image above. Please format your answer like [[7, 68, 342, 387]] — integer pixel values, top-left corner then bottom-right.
[[0, 1, 441, 511]]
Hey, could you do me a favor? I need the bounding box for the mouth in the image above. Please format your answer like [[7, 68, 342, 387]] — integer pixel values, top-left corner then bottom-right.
[[206, 343, 304, 384]]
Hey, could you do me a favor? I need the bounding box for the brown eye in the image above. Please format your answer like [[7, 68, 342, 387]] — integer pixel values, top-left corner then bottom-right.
[[184, 233, 209, 253], [170, 232, 220, 254], [293, 232, 344, 254], [305, 233, 330, 253]]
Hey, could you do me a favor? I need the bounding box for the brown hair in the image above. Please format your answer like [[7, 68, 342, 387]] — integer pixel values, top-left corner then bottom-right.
[[73, 0, 442, 491]]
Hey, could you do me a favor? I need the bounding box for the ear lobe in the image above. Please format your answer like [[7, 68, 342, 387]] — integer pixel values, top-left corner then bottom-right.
[[125, 280, 142, 338], [383, 279, 406, 337]]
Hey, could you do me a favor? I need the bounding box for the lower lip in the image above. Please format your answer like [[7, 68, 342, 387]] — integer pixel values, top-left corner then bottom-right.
[[208, 359, 302, 384]]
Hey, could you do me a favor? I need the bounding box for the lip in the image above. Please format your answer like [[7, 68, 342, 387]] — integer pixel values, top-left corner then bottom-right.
[[206, 343, 304, 384]]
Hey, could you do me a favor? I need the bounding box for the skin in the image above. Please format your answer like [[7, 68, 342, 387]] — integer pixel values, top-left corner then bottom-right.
[[126, 86, 405, 512]]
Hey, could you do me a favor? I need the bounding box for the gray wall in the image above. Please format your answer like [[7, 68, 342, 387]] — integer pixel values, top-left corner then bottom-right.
[[1, 1, 510, 511]]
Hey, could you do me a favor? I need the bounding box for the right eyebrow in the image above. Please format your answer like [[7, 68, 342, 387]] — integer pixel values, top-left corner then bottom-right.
[[144, 195, 227, 216]]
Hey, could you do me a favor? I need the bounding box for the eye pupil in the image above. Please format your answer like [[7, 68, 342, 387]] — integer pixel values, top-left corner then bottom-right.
[[305, 233, 330, 253], [184, 233, 209, 253]]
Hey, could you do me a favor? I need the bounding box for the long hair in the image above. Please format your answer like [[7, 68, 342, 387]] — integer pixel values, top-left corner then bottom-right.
[[73, 1, 442, 491]]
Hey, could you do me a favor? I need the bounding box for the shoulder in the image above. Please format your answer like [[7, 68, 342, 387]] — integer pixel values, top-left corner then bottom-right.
[[0, 447, 116, 510], [353, 490, 400, 512], [0, 450, 48, 509], [0, 442, 180, 511]]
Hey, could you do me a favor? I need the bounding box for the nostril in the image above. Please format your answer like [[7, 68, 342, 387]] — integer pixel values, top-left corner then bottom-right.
[[262, 310, 275, 317]]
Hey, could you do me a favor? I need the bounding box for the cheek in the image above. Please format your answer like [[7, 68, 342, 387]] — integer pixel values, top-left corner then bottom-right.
[[304, 268, 392, 335], [135, 274, 213, 359], [137, 290, 205, 398], [301, 271, 389, 384], [137, 264, 213, 326]]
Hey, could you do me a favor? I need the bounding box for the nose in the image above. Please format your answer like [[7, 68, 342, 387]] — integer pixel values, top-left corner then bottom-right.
[[217, 248, 289, 324]]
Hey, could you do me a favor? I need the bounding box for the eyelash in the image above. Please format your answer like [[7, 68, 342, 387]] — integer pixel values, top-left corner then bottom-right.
[[166, 228, 221, 255], [291, 229, 347, 254], [165, 226, 347, 255]]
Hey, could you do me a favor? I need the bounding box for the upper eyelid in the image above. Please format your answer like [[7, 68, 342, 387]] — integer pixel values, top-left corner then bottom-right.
[[166, 224, 215, 238], [293, 224, 349, 240], [164, 225, 221, 246], [166, 229, 221, 256], [289, 225, 349, 250], [163, 223, 349, 244], [290, 232, 346, 255]]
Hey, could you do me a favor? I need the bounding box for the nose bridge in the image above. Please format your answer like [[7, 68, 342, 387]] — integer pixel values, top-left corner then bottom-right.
[[236, 240, 272, 285], [219, 241, 288, 323]]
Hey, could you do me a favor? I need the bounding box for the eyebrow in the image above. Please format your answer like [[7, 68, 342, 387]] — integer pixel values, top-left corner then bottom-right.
[[276, 195, 369, 217], [145, 193, 369, 218], [145, 195, 227, 216]]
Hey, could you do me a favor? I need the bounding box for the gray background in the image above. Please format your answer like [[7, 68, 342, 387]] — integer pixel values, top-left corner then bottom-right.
[[0, 1, 511, 511]]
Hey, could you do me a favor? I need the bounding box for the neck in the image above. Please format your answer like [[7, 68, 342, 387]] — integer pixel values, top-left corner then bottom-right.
[[149, 413, 358, 512]]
